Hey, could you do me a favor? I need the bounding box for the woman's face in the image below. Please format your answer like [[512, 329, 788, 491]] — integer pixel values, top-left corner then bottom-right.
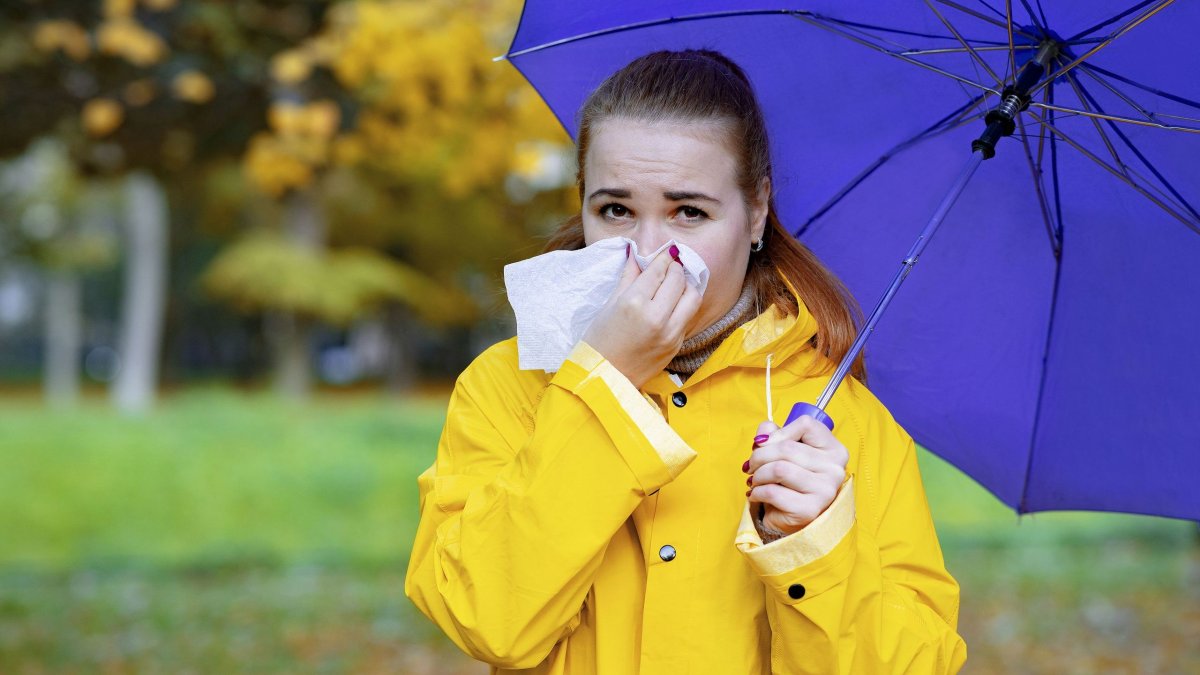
[[582, 118, 769, 338]]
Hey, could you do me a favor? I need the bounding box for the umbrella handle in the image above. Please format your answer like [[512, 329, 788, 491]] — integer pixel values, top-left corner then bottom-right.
[[785, 402, 834, 431]]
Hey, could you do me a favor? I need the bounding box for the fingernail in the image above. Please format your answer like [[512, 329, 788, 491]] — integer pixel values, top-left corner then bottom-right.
[[741, 460, 750, 473], [753, 434, 770, 447], [625, 243, 631, 259], [668, 244, 680, 262], [746, 475, 753, 486], [745, 489, 752, 497]]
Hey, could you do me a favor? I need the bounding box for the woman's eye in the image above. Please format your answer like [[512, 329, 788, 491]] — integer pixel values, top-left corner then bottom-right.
[[600, 204, 629, 219], [680, 206, 707, 220]]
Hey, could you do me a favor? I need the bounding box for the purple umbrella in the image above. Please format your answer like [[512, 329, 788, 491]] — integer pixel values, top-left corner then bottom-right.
[[500, 1, 1200, 521]]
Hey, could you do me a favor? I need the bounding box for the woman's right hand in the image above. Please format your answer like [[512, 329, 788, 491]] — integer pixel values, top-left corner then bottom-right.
[[581, 244, 703, 390]]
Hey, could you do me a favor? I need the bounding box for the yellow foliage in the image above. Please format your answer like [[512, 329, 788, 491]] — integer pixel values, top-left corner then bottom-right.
[[97, 18, 168, 67], [268, 102, 306, 136], [331, 135, 366, 165], [33, 20, 92, 61], [172, 70, 215, 103], [243, 133, 315, 198], [104, 0, 136, 18], [249, 99, 347, 196], [82, 98, 124, 137], [141, 0, 178, 11], [248, 0, 570, 206], [317, 0, 569, 193], [271, 50, 312, 84], [304, 100, 341, 138], [202, 232, 476, 325]]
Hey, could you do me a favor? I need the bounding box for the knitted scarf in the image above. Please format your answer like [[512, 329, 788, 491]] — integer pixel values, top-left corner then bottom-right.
[[667, 279, 758, 379]]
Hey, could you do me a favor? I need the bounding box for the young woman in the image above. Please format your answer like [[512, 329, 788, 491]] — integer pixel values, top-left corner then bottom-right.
[[405, 49, 967, 674]]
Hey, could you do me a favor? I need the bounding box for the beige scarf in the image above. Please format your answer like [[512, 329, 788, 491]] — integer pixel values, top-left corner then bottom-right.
[[667, 279, 758, 380]]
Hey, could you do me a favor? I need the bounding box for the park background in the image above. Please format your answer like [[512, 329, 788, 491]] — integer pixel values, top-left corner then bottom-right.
[[0, 1, 1196, 673]]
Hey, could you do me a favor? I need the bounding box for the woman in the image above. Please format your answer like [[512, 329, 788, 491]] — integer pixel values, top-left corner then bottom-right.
[[405, 49, 967, 674]]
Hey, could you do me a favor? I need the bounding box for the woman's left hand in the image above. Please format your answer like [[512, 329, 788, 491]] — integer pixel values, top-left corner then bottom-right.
[[744, 415, 850, 537]]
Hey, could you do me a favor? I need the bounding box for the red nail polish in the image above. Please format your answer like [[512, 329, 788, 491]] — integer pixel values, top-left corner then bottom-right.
[[746, 476, 753, 486], [668, 244, 681, 263], [625, 243, 631, 259], [741, 460, 750, 473], [745, 489, 752, 497], [753, 434, 770, 447]]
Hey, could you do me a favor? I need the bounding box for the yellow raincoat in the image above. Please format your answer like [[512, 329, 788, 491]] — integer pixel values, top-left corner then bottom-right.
[[405, 290, 967, 673]]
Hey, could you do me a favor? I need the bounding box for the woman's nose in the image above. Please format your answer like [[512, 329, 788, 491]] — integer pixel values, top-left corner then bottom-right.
[[631, 227, 672, 256]]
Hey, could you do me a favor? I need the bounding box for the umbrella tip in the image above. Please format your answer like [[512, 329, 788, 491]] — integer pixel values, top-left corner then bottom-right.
[[492, 54, 508, 63]]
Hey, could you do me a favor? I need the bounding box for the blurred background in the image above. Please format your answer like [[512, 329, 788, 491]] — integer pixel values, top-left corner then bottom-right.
[[0, 1, 1195, 673]]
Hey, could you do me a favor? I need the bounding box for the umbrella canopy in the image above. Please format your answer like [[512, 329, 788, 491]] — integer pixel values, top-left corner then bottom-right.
[[502, 1, 1200, 520]]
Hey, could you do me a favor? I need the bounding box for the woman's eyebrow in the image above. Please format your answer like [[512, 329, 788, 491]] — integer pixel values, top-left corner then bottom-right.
[[663, 190, 721, 204], [587, 188, 721, 205]]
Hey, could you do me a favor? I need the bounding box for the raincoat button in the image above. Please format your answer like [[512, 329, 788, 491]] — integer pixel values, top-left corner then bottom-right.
[[671, 392, 687, 407], [658, 544, 677, 562], [788, 583, 806, 599]]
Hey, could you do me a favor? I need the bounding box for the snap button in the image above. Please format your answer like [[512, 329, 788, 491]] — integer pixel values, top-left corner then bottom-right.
[[671, 392, 687, 407], [787, 583, 806, 599], [658, 544, 677, 562]]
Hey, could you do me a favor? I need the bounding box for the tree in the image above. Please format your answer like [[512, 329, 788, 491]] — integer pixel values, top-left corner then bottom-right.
[[0, 140, 118, 407], [213, 0, 576, 395], [0, 0, 338, 409]]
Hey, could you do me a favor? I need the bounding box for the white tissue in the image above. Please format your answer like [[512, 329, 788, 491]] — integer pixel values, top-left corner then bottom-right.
[[504, 237, 710, 372]]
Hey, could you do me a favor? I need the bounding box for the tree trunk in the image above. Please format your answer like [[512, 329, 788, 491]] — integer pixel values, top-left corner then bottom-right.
[[266, 310, 313, 398], [267, 189, 325, 399], [43, 269, 81, 408], [383, 302, 417, 395], [111, 171, 168, 414]]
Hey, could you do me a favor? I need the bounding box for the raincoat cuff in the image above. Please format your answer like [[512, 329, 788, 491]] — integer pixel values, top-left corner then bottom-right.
[[555, 340, 698, 492], [734, 476, 857, 603]]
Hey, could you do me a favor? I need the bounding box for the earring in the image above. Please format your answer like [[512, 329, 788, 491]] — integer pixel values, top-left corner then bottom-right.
[[751, 238, 765, 253]]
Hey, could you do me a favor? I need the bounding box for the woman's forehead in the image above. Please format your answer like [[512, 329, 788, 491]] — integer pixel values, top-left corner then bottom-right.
[[585, 118, 737, 195]]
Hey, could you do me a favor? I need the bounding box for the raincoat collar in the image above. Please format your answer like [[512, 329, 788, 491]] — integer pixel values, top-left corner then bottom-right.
[[643, 274, 822, 395]]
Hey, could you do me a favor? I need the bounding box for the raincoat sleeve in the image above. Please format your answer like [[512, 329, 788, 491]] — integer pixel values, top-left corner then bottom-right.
[[404, 340, 698, 668], [735, 393, 967, 674]]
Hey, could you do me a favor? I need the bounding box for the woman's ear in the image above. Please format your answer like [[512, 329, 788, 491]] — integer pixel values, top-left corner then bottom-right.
[[750, 176, 771, 243]]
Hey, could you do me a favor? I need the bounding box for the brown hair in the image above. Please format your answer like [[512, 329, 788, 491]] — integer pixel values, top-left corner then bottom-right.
[[542, 49, 866, 382]]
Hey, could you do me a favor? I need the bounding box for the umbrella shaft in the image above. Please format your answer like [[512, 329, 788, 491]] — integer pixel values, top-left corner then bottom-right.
[[815, 151, 985, 410]]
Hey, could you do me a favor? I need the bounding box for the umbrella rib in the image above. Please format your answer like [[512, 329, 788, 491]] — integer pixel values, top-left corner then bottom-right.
[[1024, 113, 1200, 234], [1046, 83, 1066, 248], [813, 15, 1009, 45], [1066, 0, 1161, 42], [1015, 0, 1047, 33], [1076, 65, 1162, 125], [1078, 63, 1200, 113], [973, 0, 1007, 21], [1014, 114, 1061, 255], [1068, 71, 1200, 223], [1036, 77, 1049, 172], [933, 0, 1040, 41], [1028, 0, 1176, 98], [795, 94, 989, 236], [1026, 102, 1200, 133], [924, 0, 1004, 87], [1005, 0, 1017, 88], [1018, 214, 1065, 516], [814, 16, 926, 53], [1063, 70, 1128, 177], [500, 8, 801, 59], [791, 13, 1001, 97], [899, 44, 1037, 56]]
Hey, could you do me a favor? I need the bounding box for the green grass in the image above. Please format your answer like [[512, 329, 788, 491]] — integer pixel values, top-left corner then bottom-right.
[[0, 389, 1197, 673], [0, 389, 445, 570]]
